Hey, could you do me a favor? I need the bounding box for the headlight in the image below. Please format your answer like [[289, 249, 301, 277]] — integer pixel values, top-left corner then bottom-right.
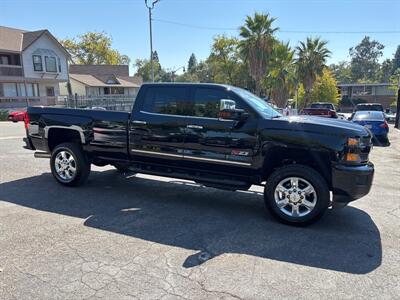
[[345, 153, 361, 162], [347, 137, 360, 147]]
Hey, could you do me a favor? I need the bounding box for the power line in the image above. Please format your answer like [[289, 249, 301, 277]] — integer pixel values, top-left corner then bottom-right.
[[153, 18, 400, 34]]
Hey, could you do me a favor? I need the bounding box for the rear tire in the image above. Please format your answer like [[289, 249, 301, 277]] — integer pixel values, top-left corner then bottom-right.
[[50, 143, 90, 187], [264, 164, 330, 226]]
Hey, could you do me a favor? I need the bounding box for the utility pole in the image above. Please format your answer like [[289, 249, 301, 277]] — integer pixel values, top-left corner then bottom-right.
[[395, 76, 400, 129], [145, 0, 160, 82]]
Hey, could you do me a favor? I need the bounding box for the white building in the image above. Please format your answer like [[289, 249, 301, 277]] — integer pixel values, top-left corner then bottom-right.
[[0, 26, 70, 108]]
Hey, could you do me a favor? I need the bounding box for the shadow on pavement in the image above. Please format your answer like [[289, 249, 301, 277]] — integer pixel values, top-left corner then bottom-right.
[[0, 170, 382, 274]]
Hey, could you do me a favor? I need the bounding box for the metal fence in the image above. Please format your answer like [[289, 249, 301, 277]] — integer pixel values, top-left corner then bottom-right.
[[57, 95, 136, 112]]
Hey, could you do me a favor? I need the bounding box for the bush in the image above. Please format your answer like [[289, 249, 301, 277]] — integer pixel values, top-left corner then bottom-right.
[[0, 110, 9, 121]]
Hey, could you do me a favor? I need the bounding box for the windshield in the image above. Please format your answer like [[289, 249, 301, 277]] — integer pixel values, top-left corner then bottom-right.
[[231, 87, 281, 118], [310, 103, 334, 110], [353, 111, 384, 121], [356, 104, 383, 112]]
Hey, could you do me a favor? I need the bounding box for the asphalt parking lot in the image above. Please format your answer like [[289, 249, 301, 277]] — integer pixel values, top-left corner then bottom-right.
[[0, 121, 399, 299]]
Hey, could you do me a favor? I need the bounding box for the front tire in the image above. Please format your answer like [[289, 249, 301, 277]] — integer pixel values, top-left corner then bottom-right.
[[264, 164, 330, 226], [50, 143, 90, 186]]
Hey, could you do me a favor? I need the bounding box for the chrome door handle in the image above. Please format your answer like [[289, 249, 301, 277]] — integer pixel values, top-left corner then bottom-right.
[[187, 124, 203, 129], [132, 120, 147, 125]]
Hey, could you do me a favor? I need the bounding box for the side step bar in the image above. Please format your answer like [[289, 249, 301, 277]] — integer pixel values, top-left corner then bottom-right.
[[34, 152, 51, 158]]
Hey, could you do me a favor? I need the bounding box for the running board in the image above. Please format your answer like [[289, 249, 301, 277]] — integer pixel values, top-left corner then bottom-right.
[[34, 152, 51, 158]]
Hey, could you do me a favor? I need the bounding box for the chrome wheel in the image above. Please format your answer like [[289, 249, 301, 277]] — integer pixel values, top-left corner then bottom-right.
[[274, 177, 317, 218], [54, 151, 77, 181]]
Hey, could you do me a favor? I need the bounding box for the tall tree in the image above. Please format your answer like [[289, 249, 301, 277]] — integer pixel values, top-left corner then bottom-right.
[[296, 37, 331, 108], [208, 35, 247, 86], [187, 53, 198, 73], [264, 42, 296, 107], [134, 58, 161, 82], [349, 36, 384, 82], [239, 12, 278, 95], [60, 32, 130, 65], [310, 68, 339, 104], [393, 45, 400, 71], [152, 50, 159, 62], [329, 61, 352, 84], [379, 58, 394, 82]]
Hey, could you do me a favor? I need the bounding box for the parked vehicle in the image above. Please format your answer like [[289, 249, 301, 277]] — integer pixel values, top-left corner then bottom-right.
[[355, 103, 384, 112], [23, 83, 375, 225], [301, 102, 337, 118], [385, 112, 396, 123], [7, 110, 26, 122], [351, 111, 390, 145]]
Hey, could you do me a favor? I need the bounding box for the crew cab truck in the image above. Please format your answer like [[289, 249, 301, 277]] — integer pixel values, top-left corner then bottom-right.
[[23, 83, 374, 225]]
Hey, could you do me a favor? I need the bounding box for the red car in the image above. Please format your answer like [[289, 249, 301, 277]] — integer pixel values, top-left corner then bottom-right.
[[7, 110, 26, 122]]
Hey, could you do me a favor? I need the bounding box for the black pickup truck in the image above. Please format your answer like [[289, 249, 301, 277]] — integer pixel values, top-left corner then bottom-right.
[[23, 83, 374, 225]]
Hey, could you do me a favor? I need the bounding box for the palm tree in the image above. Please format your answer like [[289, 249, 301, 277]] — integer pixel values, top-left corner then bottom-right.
[[266, 42, 297, 108], [239, 12, 278, 95], [296, 37, 331, 108]]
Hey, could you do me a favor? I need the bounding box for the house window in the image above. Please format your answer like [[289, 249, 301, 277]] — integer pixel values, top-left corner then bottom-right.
[[26, 83, 39, 96], [45, 56, 57, 72], [0, 55, 10, 65], [33, 55, 43, 71], [57, 57, 61, 72], [3, 83, 18, 97]]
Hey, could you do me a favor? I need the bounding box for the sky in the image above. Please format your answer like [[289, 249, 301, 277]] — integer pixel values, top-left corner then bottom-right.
[[2, 0, 400, 75]]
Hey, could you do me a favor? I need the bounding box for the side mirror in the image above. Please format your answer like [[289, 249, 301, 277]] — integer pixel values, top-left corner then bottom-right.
[[219, 99, 249, 121]]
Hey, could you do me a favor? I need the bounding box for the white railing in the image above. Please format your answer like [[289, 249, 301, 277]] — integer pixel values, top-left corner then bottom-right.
[[0, 96, 56, 109], [56, 95, 136, 112]]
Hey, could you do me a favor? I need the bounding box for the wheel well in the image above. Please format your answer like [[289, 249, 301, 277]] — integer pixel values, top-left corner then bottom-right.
[[47, 128, 82, 151], [262, 147, 332, 188]]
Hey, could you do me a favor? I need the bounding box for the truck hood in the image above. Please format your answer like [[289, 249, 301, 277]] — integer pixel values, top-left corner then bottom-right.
[[265, 115, 369, 137]]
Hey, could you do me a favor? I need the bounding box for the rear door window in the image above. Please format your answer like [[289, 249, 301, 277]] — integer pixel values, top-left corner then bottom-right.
[[142, 87, 191, 116]]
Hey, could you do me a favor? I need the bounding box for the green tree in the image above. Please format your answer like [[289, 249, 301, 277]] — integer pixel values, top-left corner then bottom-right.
[[393, 45, 400, 71], [296, 37, 331, 108], [207, 35, 248, 86], [310, 68, 339, 104], [329, 61, 352, 84], [60, 32, 130, 65], [134, 58, 162, 82], [187, 53, 198, 73], [264, 42, 296, 107], [349, 36, 384, 82], [239, 12, 278, 95], [379, 58, 394, 82]]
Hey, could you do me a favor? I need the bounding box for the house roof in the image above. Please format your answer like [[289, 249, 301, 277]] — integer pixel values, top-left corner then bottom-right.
[[0, 26, 25, 52], [69, 65, 130, 77], [0, 26, 70, 57], [70, 73, 141, 88]]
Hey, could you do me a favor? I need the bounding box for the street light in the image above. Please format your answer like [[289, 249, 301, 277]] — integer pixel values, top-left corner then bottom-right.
[[170, 66, 185, 82], [145, 0, 160, 82]]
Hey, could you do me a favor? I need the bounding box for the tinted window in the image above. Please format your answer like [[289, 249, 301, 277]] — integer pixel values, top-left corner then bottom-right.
[[142, 87, 191, 116], [356, 104, 383, 112], [353, 111, 384, 121], [192, 88, 232, 118], [310, 103, 334, 110]]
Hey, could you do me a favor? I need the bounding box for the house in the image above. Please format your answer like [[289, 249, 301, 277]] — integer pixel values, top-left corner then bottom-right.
[[338, 83, 396, 110], [0, 26, 70, 108], [61, 65, 142, 98]]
